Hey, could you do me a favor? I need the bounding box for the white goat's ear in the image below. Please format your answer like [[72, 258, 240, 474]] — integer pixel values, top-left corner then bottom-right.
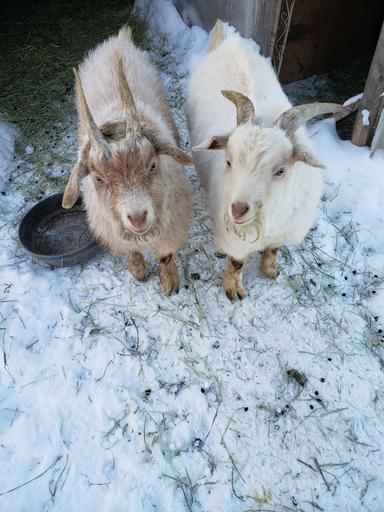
[[293, 145, 325, 169], [62, 159, 89, 209], [192, 135, 229, 151]]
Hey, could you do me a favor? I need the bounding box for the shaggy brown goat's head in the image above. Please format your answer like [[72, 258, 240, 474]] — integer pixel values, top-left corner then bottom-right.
[[63, 59, 192, 236]]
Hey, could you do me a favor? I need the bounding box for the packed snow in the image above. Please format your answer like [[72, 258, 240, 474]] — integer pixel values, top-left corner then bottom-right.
[[1, 1, 384, 511], [361, 109, 371, 127], [343, 93, 363, 107]]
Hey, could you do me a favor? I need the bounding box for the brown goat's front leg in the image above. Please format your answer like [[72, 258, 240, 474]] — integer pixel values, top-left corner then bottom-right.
[[261, 248, 279, 278], [223, 256, 246, 301], [127, 251, 146, 282], [158, 254, 179, 296]]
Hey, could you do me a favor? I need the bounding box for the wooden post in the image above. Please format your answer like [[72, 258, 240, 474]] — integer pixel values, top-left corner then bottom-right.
[[250, 0, 282, 57], [352, 21, 384, 147], [370, 96, 384, 154]]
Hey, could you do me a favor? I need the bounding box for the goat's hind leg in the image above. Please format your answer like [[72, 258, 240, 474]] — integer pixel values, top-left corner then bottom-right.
[[158, 253, 179, 295], [127, 251, 146, 281], [223, 256, 247, 301], [261, 248, 279, 278]]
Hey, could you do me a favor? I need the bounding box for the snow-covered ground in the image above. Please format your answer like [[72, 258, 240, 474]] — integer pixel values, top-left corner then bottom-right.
[[1, 1, 384, 510]]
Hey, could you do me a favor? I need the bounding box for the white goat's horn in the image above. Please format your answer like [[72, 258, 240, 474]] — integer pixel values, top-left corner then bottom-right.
[[275, 102, 355, 138], [117, 58, 141, 139], [222, 90, 255, 126], [73, 68, 109, 152]]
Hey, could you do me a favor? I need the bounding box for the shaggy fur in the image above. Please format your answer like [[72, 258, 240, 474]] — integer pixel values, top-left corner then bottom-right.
[[63, 27, 192, 295], [186, 24, 324, 299]]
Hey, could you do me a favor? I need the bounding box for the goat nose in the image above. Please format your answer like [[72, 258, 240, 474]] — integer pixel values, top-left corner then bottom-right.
[[128, 210, 148, 229], [231, 202, 250, 221]]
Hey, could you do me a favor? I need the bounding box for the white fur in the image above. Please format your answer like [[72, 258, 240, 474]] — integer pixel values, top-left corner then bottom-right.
[[186, 34, 323, 261]]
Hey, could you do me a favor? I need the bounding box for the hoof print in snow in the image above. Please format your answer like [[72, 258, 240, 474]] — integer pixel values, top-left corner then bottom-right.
[[287, 369, 308, 387]]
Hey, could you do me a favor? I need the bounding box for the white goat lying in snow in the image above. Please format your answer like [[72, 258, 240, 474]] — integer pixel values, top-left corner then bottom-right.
[[63, 26, 192, 295], [186, 21, 352, 300]]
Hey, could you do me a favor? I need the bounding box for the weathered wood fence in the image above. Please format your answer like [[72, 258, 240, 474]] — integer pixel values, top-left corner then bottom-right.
[[173, 0, 384, 149]]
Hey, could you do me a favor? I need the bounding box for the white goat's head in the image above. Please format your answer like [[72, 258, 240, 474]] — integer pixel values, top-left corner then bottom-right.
[[194, 90, 352, 240], [63, 59, 192, 236]]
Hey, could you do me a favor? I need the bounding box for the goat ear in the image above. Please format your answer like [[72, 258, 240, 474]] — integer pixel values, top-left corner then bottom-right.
[[156, 143, 193, 165], [192, 135, 229, 151], [62, 160, 89, 209], [142, 124, 193, 165], [293, 145, 325, 169]]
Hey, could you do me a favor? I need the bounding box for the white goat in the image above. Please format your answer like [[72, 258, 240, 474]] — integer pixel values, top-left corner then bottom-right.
[[63, 26, 192, 295], [186, 21, 352, 300]]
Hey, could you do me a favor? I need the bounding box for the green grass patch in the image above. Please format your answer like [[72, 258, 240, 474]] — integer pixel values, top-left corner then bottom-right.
[[0, 0, 148, 143]]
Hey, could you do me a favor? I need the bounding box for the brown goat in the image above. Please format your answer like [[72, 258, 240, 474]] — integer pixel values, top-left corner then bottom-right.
[[63, 26, 192, 295]]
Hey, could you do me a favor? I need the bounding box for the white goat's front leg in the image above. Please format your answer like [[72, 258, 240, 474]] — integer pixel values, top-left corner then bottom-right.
[[127, 251, 146, 282], [158, 253, 180, 296], [261, 248, 279, 278], [223, 256, 247, 301]]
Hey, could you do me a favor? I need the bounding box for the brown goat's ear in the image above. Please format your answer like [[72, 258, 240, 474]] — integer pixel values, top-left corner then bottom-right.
[[293, 145, 325, 169], [156, 142, 193, 165], [142, 125, 193, 165], [192, 135, 229, 151], [62, 160, 89, 209]]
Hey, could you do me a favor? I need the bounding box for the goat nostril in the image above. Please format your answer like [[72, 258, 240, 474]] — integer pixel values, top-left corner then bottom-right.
[[128, 210, 148, 228], [140, 210, 148, 223], [231, 202, 250, 220]]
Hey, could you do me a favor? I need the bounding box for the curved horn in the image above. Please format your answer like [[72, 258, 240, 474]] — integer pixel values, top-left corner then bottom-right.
[[221, 90, 255, 126], [73, 68, 108, 151], [275, 102, 354, 138], [117, 58, 141, 139]]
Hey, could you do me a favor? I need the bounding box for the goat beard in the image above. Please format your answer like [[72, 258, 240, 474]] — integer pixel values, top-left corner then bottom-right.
[[224, 212, 263, 243], [121, 225, 162, 242]]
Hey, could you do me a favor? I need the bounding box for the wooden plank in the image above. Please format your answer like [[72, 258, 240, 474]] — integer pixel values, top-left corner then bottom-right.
[[172, 0, 283, 57], [251, 0, 282, 57], [370, 101, 384, 154], [352, 21, 384, 146]]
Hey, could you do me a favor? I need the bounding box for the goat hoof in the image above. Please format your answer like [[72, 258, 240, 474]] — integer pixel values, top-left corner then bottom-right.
[[261, 262, 279, 279], [160, 263, 180, 296], [262, 264, 279, 279], [135, 272, 147, 282], [261, 249, 279, 279], [128, 252, 146, 282], [237, 288, 246, 300], [129, 265, 147, 282], [224, 281, 247, 301], [163, 277, 180, 296]]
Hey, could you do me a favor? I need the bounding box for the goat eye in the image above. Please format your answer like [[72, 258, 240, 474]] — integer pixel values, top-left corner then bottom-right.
[[94, 175, 104, 184], [226, 160, 231, 168], [150, 161, 156, 172], [273, 166, 286, 178]]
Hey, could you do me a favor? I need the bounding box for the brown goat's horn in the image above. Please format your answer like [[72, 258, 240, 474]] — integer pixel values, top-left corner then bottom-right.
[[222, 90, 255, 126], [275, 102, 355, 138], [73, 68, 108, 151], [117, 58, 141, 139]]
